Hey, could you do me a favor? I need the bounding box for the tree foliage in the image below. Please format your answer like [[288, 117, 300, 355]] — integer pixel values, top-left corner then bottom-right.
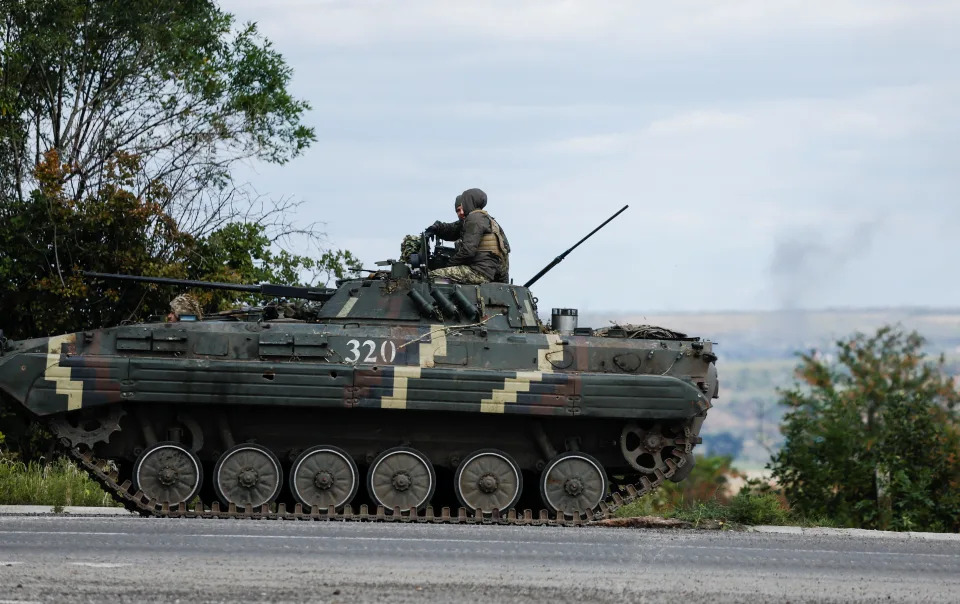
[[1, 0, 314, 227], [0, 149, 189, 337], [770, 326, 960, 532]]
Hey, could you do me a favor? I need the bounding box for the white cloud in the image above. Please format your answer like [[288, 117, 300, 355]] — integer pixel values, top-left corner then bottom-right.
[[528, 83, 953, 170], [646, 110, 751, 136], [536, 110, 750, 155], [443, 102, 631, 120], [232, 0, 960, 49]]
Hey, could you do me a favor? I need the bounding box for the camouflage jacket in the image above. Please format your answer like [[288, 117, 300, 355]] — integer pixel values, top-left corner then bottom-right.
[[434, 211, 510, 281]]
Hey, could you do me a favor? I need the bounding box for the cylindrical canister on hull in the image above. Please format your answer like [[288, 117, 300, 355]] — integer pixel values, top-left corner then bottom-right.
[[551, 308, 578, 335]]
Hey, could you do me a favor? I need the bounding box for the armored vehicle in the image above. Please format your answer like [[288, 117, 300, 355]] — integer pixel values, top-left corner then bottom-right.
[[0, 211, 718, 522]]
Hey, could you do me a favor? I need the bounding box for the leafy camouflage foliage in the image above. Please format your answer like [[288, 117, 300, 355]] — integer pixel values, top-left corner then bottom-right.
[[188, 221, 361, 312], [770, 326, 960, 532]]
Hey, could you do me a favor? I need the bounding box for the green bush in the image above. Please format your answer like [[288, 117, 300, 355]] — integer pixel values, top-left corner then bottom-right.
[[770, 327, 960, 532], [613, 454, 742, 519], [0, 455, 119, 507], [728, 491, 789, 525], [627, 490, 791, 528], [613, 456, 796, 527]]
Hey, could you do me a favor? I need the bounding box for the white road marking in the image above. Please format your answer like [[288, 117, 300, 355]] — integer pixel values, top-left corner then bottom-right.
[[2, 531, 129, 537], [2, 530, 959, 559], [69, 562, 131, 568]]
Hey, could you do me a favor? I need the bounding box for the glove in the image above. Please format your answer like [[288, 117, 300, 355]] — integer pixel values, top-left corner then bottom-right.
[[424, 223, 439, 237]]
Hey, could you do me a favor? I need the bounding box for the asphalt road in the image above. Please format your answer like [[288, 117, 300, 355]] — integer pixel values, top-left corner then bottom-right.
[[1, 515, 958, 603]]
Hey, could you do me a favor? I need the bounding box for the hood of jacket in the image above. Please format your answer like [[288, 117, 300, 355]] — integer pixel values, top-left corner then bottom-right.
[[454, 188, 487, 215]]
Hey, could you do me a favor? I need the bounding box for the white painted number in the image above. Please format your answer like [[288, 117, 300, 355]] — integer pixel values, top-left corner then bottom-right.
[[345, 339, 397, 364], [380, 340, 397, 363], [362, 340, 377, 363], [346, 339, 360, 362]]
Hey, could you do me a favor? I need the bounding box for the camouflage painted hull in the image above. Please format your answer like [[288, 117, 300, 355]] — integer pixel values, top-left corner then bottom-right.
[[5, 323, 709, 420], [0, 279, 717, 518]]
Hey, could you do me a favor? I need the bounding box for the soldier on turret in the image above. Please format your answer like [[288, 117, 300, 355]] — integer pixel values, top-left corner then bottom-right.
[[166, 293, 203, 322], [422, 188, 510, 284]]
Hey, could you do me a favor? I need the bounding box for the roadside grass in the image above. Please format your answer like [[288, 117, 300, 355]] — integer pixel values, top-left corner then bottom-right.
[[612, 455, 835, 529], [615, 490, 793, 528], [0, 455, 119, 508]]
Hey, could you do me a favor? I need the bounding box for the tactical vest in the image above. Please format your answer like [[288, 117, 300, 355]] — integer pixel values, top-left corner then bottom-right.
[[470, 210, 509, 258]]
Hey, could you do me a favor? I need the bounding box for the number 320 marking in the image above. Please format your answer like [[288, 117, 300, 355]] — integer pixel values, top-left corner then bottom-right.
[[345, 339, 397, 364]]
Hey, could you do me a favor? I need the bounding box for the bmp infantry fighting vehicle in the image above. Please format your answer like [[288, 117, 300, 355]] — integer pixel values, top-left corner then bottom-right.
[[0, 207, 718, 523]]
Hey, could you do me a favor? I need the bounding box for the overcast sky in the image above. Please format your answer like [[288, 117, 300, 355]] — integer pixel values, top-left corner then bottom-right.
[[228, 0, 960, 314]]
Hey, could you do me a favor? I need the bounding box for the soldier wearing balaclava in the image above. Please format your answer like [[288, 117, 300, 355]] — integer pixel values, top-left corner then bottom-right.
[[424, 188, 510, 284]]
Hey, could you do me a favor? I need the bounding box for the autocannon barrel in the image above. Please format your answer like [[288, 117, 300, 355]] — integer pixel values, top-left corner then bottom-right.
[[523, 204, 629, 288], [82, 271, 336, 302]]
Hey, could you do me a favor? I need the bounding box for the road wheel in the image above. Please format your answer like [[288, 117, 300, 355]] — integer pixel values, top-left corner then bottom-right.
[[367, 446, 435, 511], [289, 445, 359, 510], [540, 451, 607, 516], [133, 441, 202, 507], [213, 443, 283, 509], [454, 449, 522, 513]]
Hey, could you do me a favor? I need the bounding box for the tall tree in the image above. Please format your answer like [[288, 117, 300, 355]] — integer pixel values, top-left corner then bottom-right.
[[770, 327, 960, 532], [1, 0, 314, 231]]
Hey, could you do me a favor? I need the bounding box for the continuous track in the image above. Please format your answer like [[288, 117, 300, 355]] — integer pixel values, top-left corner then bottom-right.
[[64, 430, 695, 527]]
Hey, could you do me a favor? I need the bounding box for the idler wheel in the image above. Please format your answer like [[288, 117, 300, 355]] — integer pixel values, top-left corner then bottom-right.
[[620, 422, 670, 474], [133, 441, 202, 507], [367, 446, 435, 511], [290, 445, 359, 511], [214, 444, 283, 510], [454, 449, 523, 514], [539, 451, 607, 516]]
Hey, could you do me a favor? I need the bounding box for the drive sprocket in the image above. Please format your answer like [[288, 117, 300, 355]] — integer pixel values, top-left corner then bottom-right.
[[49, 406, 125, 448]]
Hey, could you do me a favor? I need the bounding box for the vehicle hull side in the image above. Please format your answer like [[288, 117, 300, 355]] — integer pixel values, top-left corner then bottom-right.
[[12, 352, 705, 421]]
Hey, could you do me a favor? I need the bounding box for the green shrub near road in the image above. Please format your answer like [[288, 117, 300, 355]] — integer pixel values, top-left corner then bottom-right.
[[771, 327, 960, 533], [617, 484, 796, 528], [613, 454, 798, 527], [0, 456, 119, 507], [613, 454, 744, 516], [727, 491, 790, 525]]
